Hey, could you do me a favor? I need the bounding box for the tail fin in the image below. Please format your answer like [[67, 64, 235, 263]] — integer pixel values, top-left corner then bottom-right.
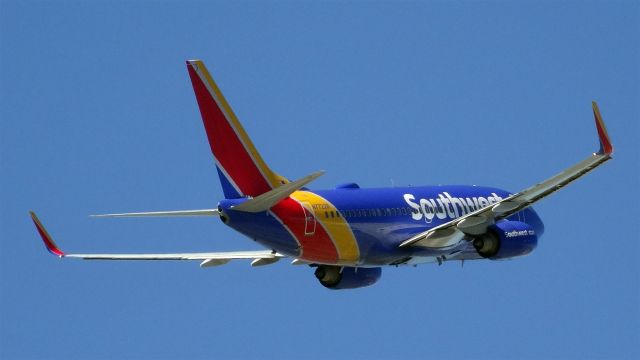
[[186, 60, 289, 198]]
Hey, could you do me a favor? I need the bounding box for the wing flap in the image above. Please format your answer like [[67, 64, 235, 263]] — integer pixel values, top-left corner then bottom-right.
[[406, 227, 465, 249]]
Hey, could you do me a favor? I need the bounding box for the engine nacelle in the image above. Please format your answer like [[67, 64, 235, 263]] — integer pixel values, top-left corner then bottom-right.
[[314, 266, 381, 290], [473, 220, 538, 260]]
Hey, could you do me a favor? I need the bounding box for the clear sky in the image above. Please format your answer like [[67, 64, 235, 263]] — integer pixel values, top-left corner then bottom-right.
[[1, 1, 638, 359]]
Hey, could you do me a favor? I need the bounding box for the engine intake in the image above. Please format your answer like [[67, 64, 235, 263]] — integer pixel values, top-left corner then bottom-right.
[[474, 220, 538, 259], [314, 266, 381, 290]]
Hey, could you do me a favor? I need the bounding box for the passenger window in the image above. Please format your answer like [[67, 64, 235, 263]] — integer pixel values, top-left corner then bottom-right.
[[325, 211, 329, 218], [330, 211, 335, 218]]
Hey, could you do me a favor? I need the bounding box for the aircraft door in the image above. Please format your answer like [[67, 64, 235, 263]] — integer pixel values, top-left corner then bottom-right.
[[301, 202, 316, 236]]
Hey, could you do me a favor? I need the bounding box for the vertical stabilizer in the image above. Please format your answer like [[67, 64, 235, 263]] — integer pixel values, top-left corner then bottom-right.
[[186, 60, 289, 198]]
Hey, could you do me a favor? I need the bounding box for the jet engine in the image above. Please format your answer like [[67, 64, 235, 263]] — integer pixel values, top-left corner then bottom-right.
[[473, 220, 538, 259], [314, 266, 381, 290]]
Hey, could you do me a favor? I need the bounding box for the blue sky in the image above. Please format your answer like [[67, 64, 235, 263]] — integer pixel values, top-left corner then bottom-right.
[[1, 1, 638, 359]]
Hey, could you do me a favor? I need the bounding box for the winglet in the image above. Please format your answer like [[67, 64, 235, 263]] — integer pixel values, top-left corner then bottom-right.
[[29, 212, 65, 257], [592, 101, 613, 155]]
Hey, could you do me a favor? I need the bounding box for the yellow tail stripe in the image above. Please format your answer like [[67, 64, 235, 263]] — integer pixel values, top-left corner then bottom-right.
[[291, 191, 360, 262]]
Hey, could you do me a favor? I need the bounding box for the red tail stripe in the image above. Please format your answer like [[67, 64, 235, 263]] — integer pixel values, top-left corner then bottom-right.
[[271, 199, 338, 263], [187, 65, 272, 196]]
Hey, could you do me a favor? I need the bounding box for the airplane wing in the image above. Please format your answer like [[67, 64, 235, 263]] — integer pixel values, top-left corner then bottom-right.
[[400, 102, 614, 249], [30, 212, 286, 267]]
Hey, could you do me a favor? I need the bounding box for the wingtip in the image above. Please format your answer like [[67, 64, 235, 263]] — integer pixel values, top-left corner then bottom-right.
[[29, 211, 65, 257], [592, 101, 613, 155]]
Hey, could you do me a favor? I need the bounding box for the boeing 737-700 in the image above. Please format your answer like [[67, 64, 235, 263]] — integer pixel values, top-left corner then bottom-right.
[[30, 60, 614, 289]]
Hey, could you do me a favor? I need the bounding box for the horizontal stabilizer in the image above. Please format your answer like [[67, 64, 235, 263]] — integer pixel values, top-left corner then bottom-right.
[[232, 171, 325, 213], [90, 209, 220, 218]]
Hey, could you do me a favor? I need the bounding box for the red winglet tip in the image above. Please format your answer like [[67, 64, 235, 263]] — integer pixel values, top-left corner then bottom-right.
[[592, 101, 613, 155], [29, 212, 65, 257]]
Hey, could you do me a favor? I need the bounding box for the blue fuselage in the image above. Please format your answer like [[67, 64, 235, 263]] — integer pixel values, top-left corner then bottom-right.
[[219, 185, 544, 266]]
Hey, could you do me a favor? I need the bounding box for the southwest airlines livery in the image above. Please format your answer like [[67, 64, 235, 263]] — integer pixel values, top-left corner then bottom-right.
[[30, 60, 614, 290]]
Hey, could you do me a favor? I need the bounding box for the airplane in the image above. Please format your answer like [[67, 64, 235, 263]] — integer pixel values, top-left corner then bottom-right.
[[30, 60, 614, 290]]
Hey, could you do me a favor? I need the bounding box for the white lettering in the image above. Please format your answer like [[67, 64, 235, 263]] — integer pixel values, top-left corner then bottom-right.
[[403, 194, 422, 221], [434, 198, 447, 219], [505, 230, 530, 238], [419, 198, 435, 223], [403, 192, 507, 222]]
